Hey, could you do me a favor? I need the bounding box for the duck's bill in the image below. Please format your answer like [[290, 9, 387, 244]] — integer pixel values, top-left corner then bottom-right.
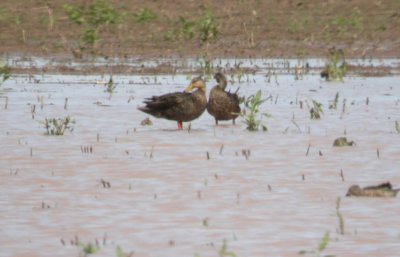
[[184, 82, 194, 93]]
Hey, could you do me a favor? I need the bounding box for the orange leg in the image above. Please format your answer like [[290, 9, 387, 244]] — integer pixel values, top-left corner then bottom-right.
[[177, 121, 183, 130]]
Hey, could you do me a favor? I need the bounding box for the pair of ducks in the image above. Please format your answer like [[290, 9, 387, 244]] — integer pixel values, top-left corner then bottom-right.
[[138, 72, 240, 129]]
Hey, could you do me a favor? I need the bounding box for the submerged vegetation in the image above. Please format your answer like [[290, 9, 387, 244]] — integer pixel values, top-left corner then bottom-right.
[[105, 76, 116, 98], [310, 100, 323, 120], [321, 47, 347, 82], [41, 116, 75, 136], [78, 241, 100, 256], [240, 90, 270, 131], [299, 231, 331, 257], [329, 92, 339, 110]]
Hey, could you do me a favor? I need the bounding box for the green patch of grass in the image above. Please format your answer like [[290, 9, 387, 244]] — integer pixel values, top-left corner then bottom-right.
[[165, 10, 219, 45], [0, 7, 13, 23], [349, 8, 363, 30], [329, 8, 363, 35], [41, 116, 74, 136], [288, 19, 301, 34], [63, 0, 120, 51], [240, 90, 271, 131], [165, 16, 195, 41], [331, 16, 347, 34], [198, 11, 219, 45], [134, 8, 156, 23], [63, 4, 85, 25]]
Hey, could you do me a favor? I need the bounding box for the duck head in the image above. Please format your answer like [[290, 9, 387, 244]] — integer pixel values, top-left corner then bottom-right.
[[214, 72, 227, 90], [184, 77, 206, 93], [346, 185, 363, 196]]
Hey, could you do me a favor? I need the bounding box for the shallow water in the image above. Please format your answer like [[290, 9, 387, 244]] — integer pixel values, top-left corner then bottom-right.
[[5, 56, 400, 75], [1, 72, 400, 257]]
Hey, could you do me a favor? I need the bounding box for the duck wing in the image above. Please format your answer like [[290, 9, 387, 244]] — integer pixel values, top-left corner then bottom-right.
[[364, 182, 393, 190], [139, 91, 205, 122], [142, 91, 187, 110]]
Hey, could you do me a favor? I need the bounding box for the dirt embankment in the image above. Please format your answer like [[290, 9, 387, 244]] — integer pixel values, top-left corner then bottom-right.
[[1, 0, 400, 60]]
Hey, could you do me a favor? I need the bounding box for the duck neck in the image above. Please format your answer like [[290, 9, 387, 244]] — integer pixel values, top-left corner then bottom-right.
[[218, 77, 227, 90]]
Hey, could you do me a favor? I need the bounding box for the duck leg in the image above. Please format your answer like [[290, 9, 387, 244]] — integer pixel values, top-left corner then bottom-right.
[[177, 121, 183, 130]]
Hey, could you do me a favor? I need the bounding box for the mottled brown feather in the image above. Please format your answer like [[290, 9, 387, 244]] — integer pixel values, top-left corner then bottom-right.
[[346, 182, 400, 197], [138, 77, 207, 123], [207, 72, 241, 125]]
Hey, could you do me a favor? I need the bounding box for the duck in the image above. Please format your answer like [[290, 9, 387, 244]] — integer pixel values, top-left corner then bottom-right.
[[138, 76, 207, 129], [346, 182, 400, 197], [207, 72, 241, 125]]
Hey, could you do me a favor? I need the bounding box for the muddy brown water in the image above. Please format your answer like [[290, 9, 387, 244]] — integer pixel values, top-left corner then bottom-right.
[[1, 69, 400, 257]]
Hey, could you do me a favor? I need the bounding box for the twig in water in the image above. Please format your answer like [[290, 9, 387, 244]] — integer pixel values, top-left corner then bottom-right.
[[340, 169, 345, 182], [150, 146, 154, 159], [305, 144, 311, 156]]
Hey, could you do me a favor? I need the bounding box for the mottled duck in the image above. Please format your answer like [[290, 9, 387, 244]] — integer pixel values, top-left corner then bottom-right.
[[138, 77, 207, 129], [207, 72, 241, 125]]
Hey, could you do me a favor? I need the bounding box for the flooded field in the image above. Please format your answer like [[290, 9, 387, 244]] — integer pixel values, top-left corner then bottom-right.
[[1, 60, 400, 257]]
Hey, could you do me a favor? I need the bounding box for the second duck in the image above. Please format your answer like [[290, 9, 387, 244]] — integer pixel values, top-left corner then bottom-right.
[[207, 72, 241, 125]]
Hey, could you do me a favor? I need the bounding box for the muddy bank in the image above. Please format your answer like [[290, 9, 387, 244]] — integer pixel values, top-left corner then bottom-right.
[[1, 1, 400, 60]]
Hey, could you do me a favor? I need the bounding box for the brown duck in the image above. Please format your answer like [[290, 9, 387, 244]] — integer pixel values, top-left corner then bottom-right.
[[346, 182, 400, 197], [138, 77, 207, 129], [207, 72, 241, 125]]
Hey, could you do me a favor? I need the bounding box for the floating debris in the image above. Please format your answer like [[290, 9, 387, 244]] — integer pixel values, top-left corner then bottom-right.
[[333, 137, 355, 147]]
